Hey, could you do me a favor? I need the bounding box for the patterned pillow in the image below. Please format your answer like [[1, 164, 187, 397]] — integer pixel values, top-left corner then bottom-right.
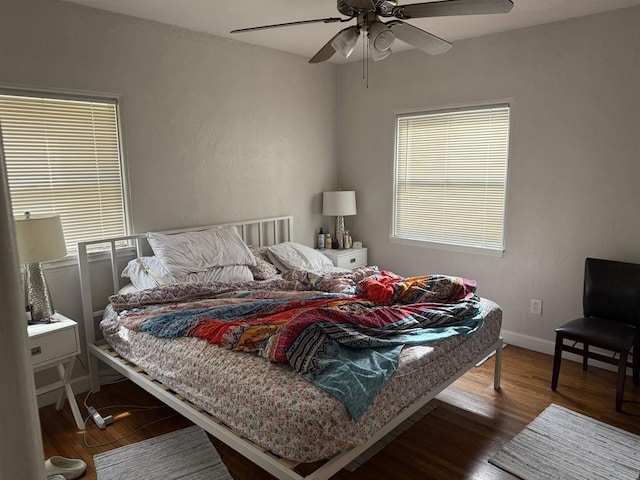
[[109, 278, 307, 313], [248, 245, 279, 280]]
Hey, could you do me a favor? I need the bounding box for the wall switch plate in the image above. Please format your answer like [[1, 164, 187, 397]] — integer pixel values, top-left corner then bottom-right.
[[530, 299, 543, 315]]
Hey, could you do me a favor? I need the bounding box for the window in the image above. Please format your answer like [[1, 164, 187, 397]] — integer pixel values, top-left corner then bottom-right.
[[0, 92, 127, 255], [393, 104, 510, 253]]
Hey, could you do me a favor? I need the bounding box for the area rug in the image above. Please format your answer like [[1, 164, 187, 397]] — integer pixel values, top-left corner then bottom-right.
[[94, 425, 232, 480], [489, 404, 640, 480], [344, 401, 437, 471]]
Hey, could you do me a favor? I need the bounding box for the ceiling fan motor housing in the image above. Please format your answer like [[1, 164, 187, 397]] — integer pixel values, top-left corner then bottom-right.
[[337, 0, 358, 17], [338, 0, 398, 17], [375, 1, 399, 16]]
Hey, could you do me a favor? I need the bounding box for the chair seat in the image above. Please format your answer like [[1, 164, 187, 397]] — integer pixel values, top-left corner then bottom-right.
[[555, 317, 636, 352]]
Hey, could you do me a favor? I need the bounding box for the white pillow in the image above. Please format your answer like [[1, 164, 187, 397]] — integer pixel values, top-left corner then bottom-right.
[[147, 225, 256, 276], [118, 283, 138, 295], [122, 256, 253, 290], [121, 257, 163, 290], [177, 265, 253, 284], [267, 242, 333, 272]]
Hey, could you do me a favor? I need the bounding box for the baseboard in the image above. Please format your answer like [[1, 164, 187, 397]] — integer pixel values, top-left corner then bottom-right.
[[501, 330, 556, 355], [501, 329, 627, 375]]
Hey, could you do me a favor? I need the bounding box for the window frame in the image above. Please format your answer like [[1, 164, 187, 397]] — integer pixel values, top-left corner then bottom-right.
[[0, 87, 131, 264], [391, 102, 511, 256]]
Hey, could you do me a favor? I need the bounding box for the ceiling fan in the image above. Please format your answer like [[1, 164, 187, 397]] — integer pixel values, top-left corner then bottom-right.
[[231, 0, 514, 63]]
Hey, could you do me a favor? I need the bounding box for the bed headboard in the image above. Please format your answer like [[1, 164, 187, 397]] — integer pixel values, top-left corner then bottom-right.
[[77, 215, 294, 354]]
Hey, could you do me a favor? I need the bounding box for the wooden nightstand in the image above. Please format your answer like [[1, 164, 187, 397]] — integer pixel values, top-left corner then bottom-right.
[[28, 313, 84, 429], [321, 247, 368, 270]]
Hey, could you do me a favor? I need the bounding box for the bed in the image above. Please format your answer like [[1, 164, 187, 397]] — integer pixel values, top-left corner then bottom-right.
[[78, 215, 503, 480]]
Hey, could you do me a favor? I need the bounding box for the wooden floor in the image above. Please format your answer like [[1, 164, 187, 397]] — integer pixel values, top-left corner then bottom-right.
[[39, 346, 640, 480]]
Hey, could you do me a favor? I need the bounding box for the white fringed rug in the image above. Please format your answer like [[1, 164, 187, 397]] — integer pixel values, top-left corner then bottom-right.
[[94, 426, 232, 480], [489, 404, 640, 480]]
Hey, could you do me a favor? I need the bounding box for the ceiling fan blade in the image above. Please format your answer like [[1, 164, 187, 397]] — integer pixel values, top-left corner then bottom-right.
[[393, 0, 514, 20], [231, 17, 345, 33], [309, 42, 336, 64], [387, 20, 452, 55], [343, 0, 376, 10]]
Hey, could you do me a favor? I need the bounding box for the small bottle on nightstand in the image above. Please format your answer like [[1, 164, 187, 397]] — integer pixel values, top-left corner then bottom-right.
[[317, 228, 325, 249], [344, 231, 352, 249]]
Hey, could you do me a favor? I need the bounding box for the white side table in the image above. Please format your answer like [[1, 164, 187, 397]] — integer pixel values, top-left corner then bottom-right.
[[28, 313, 84, 429], [321, 247, 368, 270]]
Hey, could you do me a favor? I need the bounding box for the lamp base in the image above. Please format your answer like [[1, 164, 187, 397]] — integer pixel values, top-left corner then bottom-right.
[[24, 262, 55, 322], [335, 215, 345, 250]]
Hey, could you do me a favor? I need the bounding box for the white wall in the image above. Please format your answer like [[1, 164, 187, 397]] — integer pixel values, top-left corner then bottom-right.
[[0, 0, 340, 326], [338, 7, 640, 351]]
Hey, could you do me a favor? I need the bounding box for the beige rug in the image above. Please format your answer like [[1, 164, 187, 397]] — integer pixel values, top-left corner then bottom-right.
[[94, 426, 232, 480], [489, 404, 640, 480]]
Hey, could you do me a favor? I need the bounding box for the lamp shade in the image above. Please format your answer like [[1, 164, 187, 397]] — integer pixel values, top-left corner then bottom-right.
[[15, 213, 67, 264], [323, 191, 357, 216]]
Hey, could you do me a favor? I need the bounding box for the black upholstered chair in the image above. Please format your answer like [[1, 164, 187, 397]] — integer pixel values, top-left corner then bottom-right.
[[551, 257, 640, 412]]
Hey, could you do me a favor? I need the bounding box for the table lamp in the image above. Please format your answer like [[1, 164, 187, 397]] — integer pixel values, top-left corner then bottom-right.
[[322, 191, 357, 249], [14, 212, 67, 323]]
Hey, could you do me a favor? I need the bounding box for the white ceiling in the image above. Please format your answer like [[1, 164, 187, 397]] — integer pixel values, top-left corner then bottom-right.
[[63, 0, 640, 63]]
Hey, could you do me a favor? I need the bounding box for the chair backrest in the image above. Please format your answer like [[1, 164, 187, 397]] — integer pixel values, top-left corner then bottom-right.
[[583, 257, 640, 326]]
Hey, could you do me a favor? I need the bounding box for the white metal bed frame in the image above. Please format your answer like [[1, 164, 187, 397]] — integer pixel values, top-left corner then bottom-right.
[[78, 215, 502, 480]]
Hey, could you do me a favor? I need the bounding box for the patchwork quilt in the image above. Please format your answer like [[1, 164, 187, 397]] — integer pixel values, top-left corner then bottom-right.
[[110, 267, 483, 420]]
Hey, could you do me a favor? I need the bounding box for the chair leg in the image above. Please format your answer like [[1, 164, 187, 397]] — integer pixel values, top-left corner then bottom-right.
[[616, 351, 628, 412], [583, 343, 589, 371], [551, 334, 563, 391]]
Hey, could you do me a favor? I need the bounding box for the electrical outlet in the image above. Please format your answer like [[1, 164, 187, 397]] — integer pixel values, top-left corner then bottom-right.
[[530, 299, 543, 315]]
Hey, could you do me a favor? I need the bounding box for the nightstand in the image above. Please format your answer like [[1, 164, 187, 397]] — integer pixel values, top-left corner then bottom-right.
[[321, 247, 368, 270], [28, 313, 84, 429]]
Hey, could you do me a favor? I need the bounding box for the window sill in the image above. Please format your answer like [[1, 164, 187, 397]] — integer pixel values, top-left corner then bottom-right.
[[389, 236, 504, 258]]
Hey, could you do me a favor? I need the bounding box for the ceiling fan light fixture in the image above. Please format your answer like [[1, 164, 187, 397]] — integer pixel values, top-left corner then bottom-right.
[[331, 26, 360, 58], [370, 46, 392, 61], [368, 21, 395, 52]]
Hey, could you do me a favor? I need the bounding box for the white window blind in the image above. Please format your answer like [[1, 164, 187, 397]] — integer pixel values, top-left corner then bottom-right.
[[0, 93, 127, 255], [394, 105, 510, 251]]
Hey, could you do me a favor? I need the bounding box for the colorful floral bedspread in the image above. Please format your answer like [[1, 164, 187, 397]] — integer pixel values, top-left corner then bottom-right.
[[110, 268, 483, 420]]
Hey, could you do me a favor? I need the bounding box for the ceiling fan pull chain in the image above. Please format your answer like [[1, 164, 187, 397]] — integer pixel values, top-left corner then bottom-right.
[[366, 38, 370, 89], [362, 29, 366, 81]]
